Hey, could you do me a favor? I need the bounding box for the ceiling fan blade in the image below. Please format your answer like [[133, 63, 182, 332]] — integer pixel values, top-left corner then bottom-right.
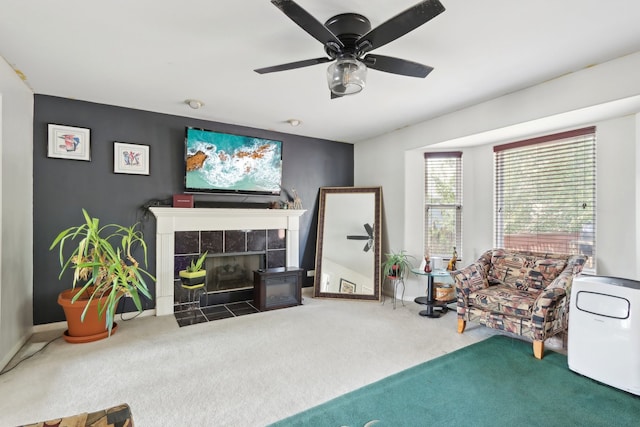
[[254, 57, 332, 74], [364, 223, 374, 237], [363, 241, 372, 252], [347, 235, 369, 240], [356, 0, 445, 54], [363, 54, 433, 78], [271, 0, 344, 48]]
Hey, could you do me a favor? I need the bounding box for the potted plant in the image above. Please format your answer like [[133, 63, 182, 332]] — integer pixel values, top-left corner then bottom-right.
[[50, 209, 155, 343], [382, 250, 417, 280], [179, 251, 208, 286]]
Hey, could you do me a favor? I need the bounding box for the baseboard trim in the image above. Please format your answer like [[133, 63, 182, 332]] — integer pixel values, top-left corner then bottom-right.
[[32, 321, 67, 334], [0, 334, 30, 372]]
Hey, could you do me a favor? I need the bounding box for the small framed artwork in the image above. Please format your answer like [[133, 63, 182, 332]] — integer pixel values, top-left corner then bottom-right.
[[114, 142, 150, 175], [339, 278, 356, 294], [47, 124, 91, 161]]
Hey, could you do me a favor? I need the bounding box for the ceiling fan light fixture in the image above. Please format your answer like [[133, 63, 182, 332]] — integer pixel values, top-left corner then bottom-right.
[[327, 58, 366, 96]]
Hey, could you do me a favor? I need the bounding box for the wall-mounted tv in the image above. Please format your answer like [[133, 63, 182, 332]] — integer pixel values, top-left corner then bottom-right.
[[184, 127, 283, 195]]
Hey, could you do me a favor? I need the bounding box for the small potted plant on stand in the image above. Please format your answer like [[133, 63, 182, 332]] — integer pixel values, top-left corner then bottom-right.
[[50, 209, 155, 343], [179, 251, 208, 286], [178, 252, 208, 311], [382, 250, 416, 280], [382, 250, 416, 309]]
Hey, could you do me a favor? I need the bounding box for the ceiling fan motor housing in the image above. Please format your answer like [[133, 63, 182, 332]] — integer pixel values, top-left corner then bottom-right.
[[323, 13, 372, 58]]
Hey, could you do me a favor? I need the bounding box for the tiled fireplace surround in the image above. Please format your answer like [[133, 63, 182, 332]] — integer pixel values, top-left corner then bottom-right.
[[149, 207, 305, 316]]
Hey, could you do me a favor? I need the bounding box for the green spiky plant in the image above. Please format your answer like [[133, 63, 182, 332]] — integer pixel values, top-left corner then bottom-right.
[[382, 250, 417, 279], [185, 251, 208, 273], [50, 209, 155, 335]]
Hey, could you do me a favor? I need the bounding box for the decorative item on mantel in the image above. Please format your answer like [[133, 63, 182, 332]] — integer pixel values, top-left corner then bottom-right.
[[173, 194, 194, 208], [281, 187, 303, 210], [291, 188, 303, 209]]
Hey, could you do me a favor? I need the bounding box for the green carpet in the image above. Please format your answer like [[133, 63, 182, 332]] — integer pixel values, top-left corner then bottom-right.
[[271, 335, 640, 427]]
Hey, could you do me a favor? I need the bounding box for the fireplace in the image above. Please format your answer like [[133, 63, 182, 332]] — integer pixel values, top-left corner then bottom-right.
[[150, 207, 306, 316], [173, 252, 266, 309], [206, 253, 265, 293]]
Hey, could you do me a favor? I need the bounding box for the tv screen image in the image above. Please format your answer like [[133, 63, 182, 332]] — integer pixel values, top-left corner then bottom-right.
[[185, 127, 283, 195]]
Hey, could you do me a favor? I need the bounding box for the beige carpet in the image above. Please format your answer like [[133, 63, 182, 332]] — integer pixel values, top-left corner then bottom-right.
[[1, 289, 512, 426]]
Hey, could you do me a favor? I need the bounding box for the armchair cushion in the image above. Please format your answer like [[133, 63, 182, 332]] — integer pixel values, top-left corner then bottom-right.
[[489, 251, 530, 286], [469, 285, 540, 318], [521, 258, 567, 291], [488, 249, 567, 291]]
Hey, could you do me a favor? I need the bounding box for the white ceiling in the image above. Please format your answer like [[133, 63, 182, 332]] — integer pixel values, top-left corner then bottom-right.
[[2, 0, 640, 143]]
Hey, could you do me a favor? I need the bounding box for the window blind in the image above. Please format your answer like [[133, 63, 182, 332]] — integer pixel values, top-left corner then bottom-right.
[[424, 152, 462, 258], [494, 127, 596, 267]]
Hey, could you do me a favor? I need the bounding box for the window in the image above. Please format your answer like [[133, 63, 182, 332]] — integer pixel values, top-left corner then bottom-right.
[[494, 127, 596, 268], [424, 152, 462, 259]]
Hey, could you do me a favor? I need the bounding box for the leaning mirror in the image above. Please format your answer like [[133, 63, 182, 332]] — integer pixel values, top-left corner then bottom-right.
[[314, 187, 382, 300]]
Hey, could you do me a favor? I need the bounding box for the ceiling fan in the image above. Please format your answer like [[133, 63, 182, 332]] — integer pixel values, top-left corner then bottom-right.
[[347, 223, 375, 252], [255, 0, 446, 98]]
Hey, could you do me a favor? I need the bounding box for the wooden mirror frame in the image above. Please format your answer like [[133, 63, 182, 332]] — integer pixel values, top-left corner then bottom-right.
[[314, 186, 382, 300]]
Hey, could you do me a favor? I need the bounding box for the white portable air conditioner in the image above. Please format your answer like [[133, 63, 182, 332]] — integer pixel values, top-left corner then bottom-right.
[[568, 275, 640, 395]]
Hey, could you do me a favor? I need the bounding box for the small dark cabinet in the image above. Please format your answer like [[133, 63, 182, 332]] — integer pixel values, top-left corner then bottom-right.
[[253, 267, 303, 311]]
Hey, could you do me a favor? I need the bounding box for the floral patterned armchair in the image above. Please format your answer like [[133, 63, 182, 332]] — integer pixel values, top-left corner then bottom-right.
[[451, 249, 587, 359]]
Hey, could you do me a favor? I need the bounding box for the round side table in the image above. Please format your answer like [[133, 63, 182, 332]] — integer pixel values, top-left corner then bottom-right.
[[411, 268, 454, 318]]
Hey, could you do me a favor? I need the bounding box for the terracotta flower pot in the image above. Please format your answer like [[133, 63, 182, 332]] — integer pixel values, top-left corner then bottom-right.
[[386, 265, 402, 280], [57, 288, 118, 344]]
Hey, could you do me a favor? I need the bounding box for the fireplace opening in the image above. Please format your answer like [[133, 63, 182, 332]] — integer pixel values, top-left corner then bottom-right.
[[205, 252, 266, 293], [173, 252, 264, 306]]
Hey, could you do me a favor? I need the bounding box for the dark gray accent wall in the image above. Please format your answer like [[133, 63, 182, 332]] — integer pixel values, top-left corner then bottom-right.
[[33, 95, 353, 324]]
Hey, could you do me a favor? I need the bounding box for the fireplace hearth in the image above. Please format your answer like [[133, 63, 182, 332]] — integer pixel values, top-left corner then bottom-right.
[[174, 300, 261, 327]]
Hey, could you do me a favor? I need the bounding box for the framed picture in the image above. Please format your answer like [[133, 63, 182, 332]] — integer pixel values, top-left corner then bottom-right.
[[114, 142, 150, 175], [47, 124, 91, 161], [339, 279, 356, 294]]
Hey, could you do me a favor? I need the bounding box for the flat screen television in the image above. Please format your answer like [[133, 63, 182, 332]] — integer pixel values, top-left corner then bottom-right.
[[184, 127, 283, 195]]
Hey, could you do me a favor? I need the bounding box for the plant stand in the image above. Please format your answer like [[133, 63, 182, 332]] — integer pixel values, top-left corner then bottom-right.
[[383, 276, 405, 309], [179, 270, 207, 315]]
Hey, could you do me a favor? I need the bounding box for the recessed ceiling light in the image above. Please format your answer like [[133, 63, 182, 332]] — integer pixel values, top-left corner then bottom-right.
[[287, 119, 302, 127], [185, 99, 204, 109]]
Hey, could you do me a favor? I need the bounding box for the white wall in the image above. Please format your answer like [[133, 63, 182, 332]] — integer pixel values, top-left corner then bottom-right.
[[0, 57, 33, 369], [593, 116, 637, 276], [636, 113, 640, 279], [355, 52, 640, 299]]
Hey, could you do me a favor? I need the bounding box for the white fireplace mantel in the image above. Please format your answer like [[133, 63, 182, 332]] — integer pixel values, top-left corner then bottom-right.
[[149, 207, 306, 315]]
